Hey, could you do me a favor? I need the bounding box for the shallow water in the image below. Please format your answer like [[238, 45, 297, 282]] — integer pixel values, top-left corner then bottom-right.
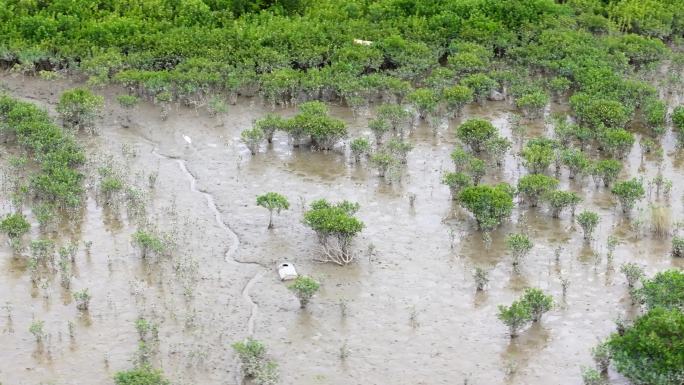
[[0, 74, 682, 385]]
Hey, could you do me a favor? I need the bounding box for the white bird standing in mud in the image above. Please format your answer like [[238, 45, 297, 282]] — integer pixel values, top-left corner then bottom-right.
[[183, 135, 192, 145]]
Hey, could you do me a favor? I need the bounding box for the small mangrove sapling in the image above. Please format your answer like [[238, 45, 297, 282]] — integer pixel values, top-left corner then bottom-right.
[[497, 300, 532, 338], [611, 178, 645, 215], [520, 288, 553, 322], [577, 210, 600, 240], [73, 289, 91, 311], [620, 263, 644, 289], [256, 192, 289, 229], [289, 275, 320, 309], [506, 233, 533, 271], [241, 126, 265, 155]]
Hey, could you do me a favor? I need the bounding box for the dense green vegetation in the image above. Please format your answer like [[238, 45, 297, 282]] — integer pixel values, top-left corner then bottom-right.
[[0, 0, 680, 130], [0, 94, 85, 207], [637, 269, 684, 311], [241, 101, 346, 152], [608, 307, 684, 385]]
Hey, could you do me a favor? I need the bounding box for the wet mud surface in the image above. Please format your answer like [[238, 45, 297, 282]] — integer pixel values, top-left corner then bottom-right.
[[0, 75, 682, 385]]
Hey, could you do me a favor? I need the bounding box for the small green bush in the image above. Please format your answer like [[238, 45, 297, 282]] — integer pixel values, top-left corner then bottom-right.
[[207, 95, 228, 116], [114, 366, 169, 385], [549, 76, 571, 98], [57, 88, 104, 132], [643, 97, 667, 135], [132, 229, 166, 258], [350, 137, 371, 162], [387, 138, 413, 164], [289, 275, 320, 308], [29, 320, 45, 342], [376, 104, 411, 134], [117, 94, 140, 109], [456, 118, 497, 153], [407, 88, 439, 119], [232, 338, 279, 385], [506, 233, 533, 269], [73, 289, 91, 311], [286, 102, 347, 150], [517, 174, 558, 207], [620, 263, 644, 288], [0, 212, 30, 240], [521, 138, 556, 174], [303, 200, 364, 264], [581, 367, 605, 385], [458, 183, 514, 231], [241, 127, 265, 155], [443, 85, 474, 116], [461, 73, 497, 103], [591, 159, 622, 187], [570, 94, 630, 129], [368, 118, 391, 145], [577, 210, 600, 240], [599, 128, 635, 159], [485, 136, 511, 167], [256, 192, 289, 229], [520, 288, 553, 322], [544, 190, 582, 218], [611, 178, 645, 214], [516, 90, 549, 119], [560, 149, 590, 179], [497, 300, 532, 338], [370, 151, 398, 178], [255, 113, 288, 143]]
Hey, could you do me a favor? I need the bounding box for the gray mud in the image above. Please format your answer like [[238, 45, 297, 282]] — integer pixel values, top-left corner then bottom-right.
[[0, 74, 682, 385]]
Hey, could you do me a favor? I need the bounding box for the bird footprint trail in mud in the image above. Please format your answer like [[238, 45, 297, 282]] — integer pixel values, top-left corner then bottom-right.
[[152, 148, 263, 336]]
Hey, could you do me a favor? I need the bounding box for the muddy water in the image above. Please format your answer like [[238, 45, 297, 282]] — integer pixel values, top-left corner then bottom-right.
[[0, 74, 682, 385]]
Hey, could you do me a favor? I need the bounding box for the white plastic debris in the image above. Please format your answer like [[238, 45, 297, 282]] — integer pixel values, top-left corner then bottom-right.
[[278, 263, 298, 281], [183, 135, 192, 144], [353, 39, 373, 46]]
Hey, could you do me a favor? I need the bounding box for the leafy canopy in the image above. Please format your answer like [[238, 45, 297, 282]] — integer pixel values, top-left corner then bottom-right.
[[289, 275, 320, 308], [638, 270, 684, 311], [608, 307, 684, 385], [458, 183, 514, 231], [303, 199, 364, 239], [517, 174, 558, 207], [256, 192, 290, 213], [0, 213, 30, 239], [456, 118, 498, 153]]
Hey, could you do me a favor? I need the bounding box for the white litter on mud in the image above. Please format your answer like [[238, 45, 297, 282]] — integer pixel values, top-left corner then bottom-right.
[[278, 263, 298, 281]]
